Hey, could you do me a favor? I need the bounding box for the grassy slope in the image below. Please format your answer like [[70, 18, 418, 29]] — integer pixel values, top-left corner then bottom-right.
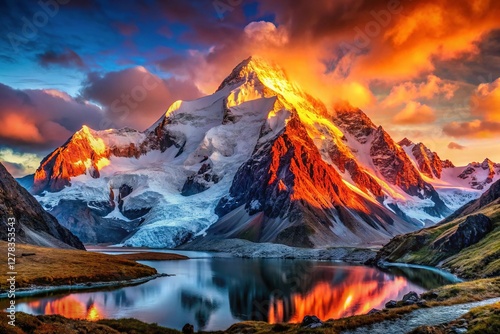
[[377, 201, 500, 279], [0, 242, 158, 290]]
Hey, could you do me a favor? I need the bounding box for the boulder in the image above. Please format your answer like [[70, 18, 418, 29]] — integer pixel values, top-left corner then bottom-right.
[[301, 315, 323, 328], [402, 291, 420, 303], [385, 300, 398, 308]]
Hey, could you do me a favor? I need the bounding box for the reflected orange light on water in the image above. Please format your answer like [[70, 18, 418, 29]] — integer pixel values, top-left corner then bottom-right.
[[268, 271, 410, 323], [30, 296, 104, 321]]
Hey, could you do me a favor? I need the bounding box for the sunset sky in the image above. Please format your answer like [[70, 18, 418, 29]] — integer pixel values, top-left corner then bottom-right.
[[1, 0, 499, 177]]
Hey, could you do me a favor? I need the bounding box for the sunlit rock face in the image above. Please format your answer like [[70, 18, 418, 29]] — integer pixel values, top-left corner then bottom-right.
[[30, 56, 500, 248]]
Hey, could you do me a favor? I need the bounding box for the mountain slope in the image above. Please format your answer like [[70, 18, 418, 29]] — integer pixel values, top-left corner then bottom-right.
[[375, 178, 500, 278], [0, 162, 84, 249], [207, 115, 415, 247], [27, 56, 499, 248]]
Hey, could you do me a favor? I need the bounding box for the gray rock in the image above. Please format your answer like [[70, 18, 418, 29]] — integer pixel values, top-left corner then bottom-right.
[[385, 300, 398, 308], [403, 291, 420, 303], [301, 315, 322, 328]]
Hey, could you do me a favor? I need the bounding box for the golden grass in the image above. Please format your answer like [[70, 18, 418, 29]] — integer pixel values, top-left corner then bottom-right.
[[464, 301, 500, 333], [116, 252, 188, 261], [0, 242, 157, 290]]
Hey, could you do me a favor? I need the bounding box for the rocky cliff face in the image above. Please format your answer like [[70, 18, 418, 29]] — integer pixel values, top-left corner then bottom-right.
[[433, 214, 492, 254], [399, 139, 454, 179], [211, 115, 414, 247], [334, 108, 450, 219], [0, 162, 84, 249]]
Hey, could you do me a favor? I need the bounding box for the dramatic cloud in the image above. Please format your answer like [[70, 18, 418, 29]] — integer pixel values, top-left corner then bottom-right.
[[393, 101, 436, 124], [244, 21, 289, 47], [448, 142, 466, 150], [381, 75, 458, 107], [37, 49, 86, 69], [0, 83, 104, 152], [443, 119, 500, 138], [442, 76, 500, 138], [471, 77, 500, 121], [79, 67, 203, 131]]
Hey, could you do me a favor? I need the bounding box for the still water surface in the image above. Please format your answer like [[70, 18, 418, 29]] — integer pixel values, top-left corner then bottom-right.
[[8, 251, 458, 331]]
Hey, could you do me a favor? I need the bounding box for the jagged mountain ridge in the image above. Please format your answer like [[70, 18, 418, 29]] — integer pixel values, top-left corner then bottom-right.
[[0, 162, 84, 249], [29, 56, 499, 248]]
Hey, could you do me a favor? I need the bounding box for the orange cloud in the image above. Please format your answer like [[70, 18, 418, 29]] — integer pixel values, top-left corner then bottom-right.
[[353, 0, 500, 81], [1, 113, 44, 143], [381, 75, 458, 107], [448, 142, 466, 150], [393, 101, 436, 124], [471, 77, 500, 122], [159, 1, 500, 114], [443, 119, 500, 138]]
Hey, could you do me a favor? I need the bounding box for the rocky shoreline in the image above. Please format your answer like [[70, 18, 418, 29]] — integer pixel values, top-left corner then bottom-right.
[[178, 238, 378, 263]]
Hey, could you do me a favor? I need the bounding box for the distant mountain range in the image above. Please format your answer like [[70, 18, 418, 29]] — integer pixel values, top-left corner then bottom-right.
[[19, 56, 500, 248]]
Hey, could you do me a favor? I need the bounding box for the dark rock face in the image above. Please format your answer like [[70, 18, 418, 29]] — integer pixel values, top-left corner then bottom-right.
[[0, 162, 84, 249], [118, 184, 133, 211], [433, 214, 493, 253], [181, 161, 220, 196], [48, 199, 138, 244]]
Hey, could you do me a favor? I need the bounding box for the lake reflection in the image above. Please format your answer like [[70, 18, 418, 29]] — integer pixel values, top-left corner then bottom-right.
[[9, 257, 455, 331]]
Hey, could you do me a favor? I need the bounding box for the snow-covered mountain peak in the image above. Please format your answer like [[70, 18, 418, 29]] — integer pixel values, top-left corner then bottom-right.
[[217, 56, 289, 91]]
